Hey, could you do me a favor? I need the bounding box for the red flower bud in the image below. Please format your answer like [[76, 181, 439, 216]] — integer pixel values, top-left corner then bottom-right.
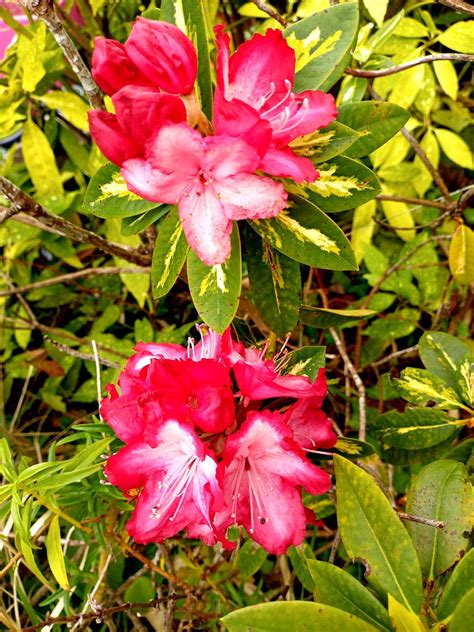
[[125, 18, 197, 95]]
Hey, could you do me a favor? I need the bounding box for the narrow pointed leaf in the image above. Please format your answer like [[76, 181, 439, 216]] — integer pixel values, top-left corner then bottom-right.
[[45, 516, 69, 590], [152, 207, 189, 298], [438, 550, 474, 620]]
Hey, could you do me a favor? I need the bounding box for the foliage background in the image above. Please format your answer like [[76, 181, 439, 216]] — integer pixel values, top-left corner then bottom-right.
[[0, 0, 472, 630]]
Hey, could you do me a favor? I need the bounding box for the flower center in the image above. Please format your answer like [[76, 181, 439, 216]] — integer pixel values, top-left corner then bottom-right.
[[256, 79, 310, 136], [229, 456, 273, 533], [151, 454, 199, 522]]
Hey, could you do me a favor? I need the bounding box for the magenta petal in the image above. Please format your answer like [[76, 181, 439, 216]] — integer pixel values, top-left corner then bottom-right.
[[88, 111, 142, 166], [179, 188, 233, 266], [260, 146, 318, 183], [274, 90, 338, 144], [148, 123, 203, 177], [122, 158, 184, 204], [227, 29, 295, 105], [214, 173, 287, 221], [286, 399, 337, 450]]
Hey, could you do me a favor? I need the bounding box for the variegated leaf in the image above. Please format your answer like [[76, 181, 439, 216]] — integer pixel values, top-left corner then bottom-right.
[[152, 207, 189, 298]]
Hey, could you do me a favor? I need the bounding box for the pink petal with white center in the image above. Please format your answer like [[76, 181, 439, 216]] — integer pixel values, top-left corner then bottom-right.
[[203, 135, 260, 180], [179, 187, 233, 266], [105, 420, 225, 545], [215, 173, 287, 221], [224, 28, 296, 106], [148, 122, 203, 176], [88, 111, 143, 166], [216, 411, 330, 553], [129, 342, 187, 373], [259, 145, 318, 183], [285, 399, 337, 451]]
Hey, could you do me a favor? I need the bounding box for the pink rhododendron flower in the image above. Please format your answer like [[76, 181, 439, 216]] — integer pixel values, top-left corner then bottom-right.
[[216, 411, 331, 553], [88, 86, 186, 166], [106, 420, 225, 545], [122, 123, 287, 265], [214, 26, 338, 182], [92, 18, 197, 96], [102, 327, 335, 553]]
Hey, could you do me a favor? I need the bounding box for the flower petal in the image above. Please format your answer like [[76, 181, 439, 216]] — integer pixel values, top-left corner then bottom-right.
[[286, 399, 337, 450], [148, 123, 203, 177], [203, 135, 260, 180], [214, 173, 287, 221], [179, 187, 233, 266], [274, 90, 338, 144], [260, 145, 318, 183], [122, 158, 184, 204], [88, 111, 142, 166]]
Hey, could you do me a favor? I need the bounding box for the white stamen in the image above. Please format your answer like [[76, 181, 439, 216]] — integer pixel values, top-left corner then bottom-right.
[[261, 79, 292, 117], [255, 81, 276, 110], [277, 98, 309, 135]]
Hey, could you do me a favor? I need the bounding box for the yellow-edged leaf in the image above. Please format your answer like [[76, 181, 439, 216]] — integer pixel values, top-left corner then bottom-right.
[[36, 92, 89, 132], [434, 129, 473, 169]]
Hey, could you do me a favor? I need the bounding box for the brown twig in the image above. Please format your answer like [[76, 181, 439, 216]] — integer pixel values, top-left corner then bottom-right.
[[251, 0, 287, 26], [376, 194, 449, 210], [0, 177, 151, 266], [21, 596, 181, 632], [371, 345, 419, 368], [398, 512, 445, 529], [0, 266, 151, 297], [19, 0, 104, 110], [437, 0, 474, 16], [346, 53, 474, 78]]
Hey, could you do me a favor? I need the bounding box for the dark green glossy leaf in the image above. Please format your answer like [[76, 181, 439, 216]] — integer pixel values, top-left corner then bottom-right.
[[151, 207, 189, 299], [337, 102, 410, 158], [187, 226, 241, 333], [406, 460, 471, 579], [121, 205, 170, 236], [334, 455, 423, 612], [246, 229, 301, 336], [448, 589, 474, 632], [291, 121, 362, 164], [281, 346, 326, 382], [438, 550, 474, 620], [300, 307, 375, 328], [250, 196, 357, 271], [285, 2, 359, 92]]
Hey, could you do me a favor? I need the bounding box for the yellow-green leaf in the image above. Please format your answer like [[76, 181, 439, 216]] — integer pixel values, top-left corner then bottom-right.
[[238, 1, 270, 17], [438, 21, 474, 54], [35, 92, 90, 132], [449, 224, 474, 285], [351, 200, 376, 266], [433, 60, 458, 101], [381, 190, 416, 242], [362, 0, 388, 27], [388, 595, 426, 632], [389, 58, 425, 109], [434, 129, 473, 169], [413, 130, 439, 197], [22, 118, 64, 200], [18, 538, 53, 590], [17, 22, 47, 92], [45, 515, 70, 590]]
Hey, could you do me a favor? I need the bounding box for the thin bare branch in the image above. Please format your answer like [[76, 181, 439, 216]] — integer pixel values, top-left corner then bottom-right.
[[251, 0, 287, 26], [346, 53, 474, 77], [371, 345, 419, 368], [398, 512, 445, 529], [376, 194, 449, 210], [19, 0, 104, 110], [437, 0, 474, 17], [0, 266, 151, 297], [0, 176, 151, 266]]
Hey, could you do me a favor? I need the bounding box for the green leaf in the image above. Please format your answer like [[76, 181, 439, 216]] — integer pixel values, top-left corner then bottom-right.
[[448, 588, 474, 632], [434, 129, 473, 169], [406, 460, 471, 579], [221, 602, 379, 632], [449, 225, 474, 286], [287, 544, 315, 592], [22, 118, 64, 201], [388, 595, 425, 632], [333, 437, 376, 458], [83, 163, 158, 218], [246, 230, 301, 336], [18, 538, 53, 590], [373, 408, 461, 450], [438, 21, 474, 54], [296, 155, 381, 212], [285, 2, 359, 92], [290, 121, 361, 164], [396, 368, 466, 410], [124, 576, 155, 602], [418, 332, 472, 408], [187, 225, 241, 333], [334, 455, 423, 612], [250, 196, 357, 271], [121, 205, 170, 237], [35, 91, 90, 132], [309, 560, 392, 631], [45, 516, 69, 590], [236, 540, 268, 577], [433, 60, 458, 101], [152, 207, 189, 299], [281, 346, 326, 382], [438, 549, 474, 620], [300, 307, 376, 328], [337, 102, 410, 158]]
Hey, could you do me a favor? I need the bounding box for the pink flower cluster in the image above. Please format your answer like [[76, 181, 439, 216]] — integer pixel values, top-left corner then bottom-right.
[[89, 19, 337, 266], [102, 327, 337, 554]]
